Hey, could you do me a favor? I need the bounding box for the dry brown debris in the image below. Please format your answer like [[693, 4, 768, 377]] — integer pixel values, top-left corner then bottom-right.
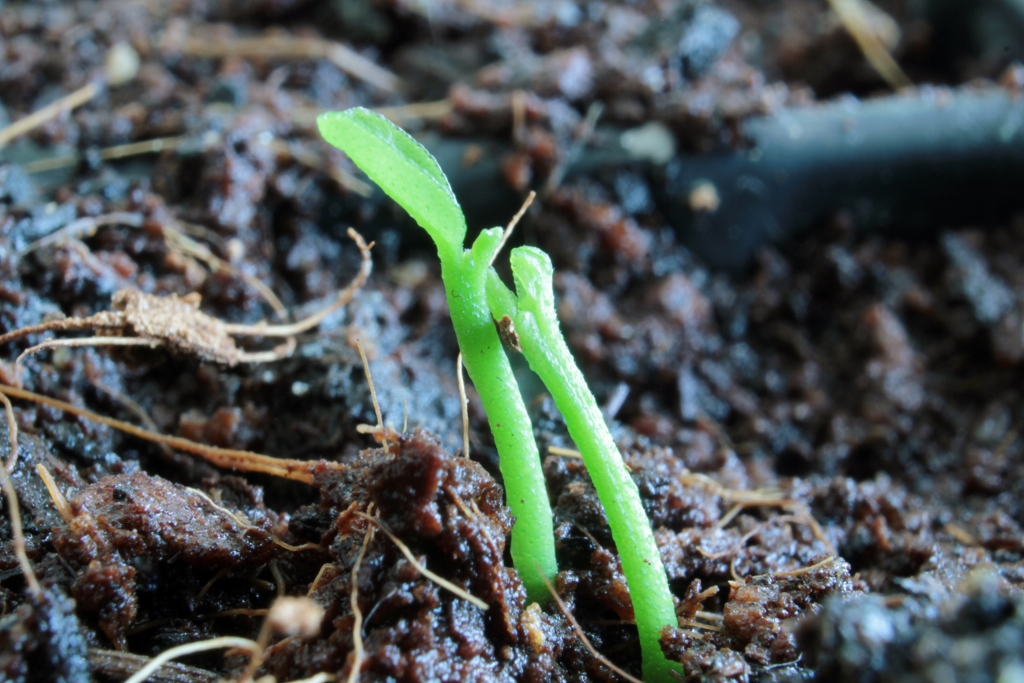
[[0, 229, 372, 367]]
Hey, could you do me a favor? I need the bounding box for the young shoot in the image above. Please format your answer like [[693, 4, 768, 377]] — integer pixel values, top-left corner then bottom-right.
[[319, 108, 684, 681], [488, 248, 683, 682], [317, 108, 557, 603]]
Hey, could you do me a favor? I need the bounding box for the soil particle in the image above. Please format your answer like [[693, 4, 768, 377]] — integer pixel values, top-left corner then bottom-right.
[[802, 570, 1024, 683], [549, 188, 652, 272], [0, 432, 85, 578], [178, 404, 265, 450], [478, 47, 595, 102], [942, 231, 1015, 326], [51, 471, 280, 646], [194, 108, 279, 235], [271, 429, 589, 681], [649, 273, 713, 339], [861, 303, 924, 413], [721, 556, 854, 665], [0, 588, 90, 683]]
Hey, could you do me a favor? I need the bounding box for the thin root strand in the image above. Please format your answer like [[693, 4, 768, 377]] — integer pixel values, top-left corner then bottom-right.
[[346, 513, 376, 683], [539, 569, 643, 683], [0, 396, 41, 598], [36, 464, 73, 525], [354, 511, 488, 610]]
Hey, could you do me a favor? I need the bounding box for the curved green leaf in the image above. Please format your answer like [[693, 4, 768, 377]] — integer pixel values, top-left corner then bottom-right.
[[317, 108, 466, 256]]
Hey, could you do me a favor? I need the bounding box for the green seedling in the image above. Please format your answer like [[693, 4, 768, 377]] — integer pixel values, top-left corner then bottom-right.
[[488, 250, 681, 682], [317, 108, 557, 603], [318, 108, 681, 681]]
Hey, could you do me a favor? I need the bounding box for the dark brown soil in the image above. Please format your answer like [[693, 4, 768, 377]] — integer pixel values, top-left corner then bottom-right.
[[2, 1, 1023, 682]]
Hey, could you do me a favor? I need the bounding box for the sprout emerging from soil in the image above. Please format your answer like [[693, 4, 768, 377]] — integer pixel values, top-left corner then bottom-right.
[[317, 107, 558, 603], [318, 107, 682, 681]]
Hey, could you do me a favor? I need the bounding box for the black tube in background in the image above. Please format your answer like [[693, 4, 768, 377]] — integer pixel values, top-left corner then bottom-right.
[[660, 87, 1024, 271]]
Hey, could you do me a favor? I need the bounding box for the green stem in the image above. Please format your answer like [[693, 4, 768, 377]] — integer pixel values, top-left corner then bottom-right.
[[489, 249, 681, 682], [439, 229, 557, 603], [315, 108, 557, 603]]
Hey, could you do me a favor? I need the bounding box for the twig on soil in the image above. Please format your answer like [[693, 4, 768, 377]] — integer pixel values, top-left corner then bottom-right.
[[19, 337, 164, 363], [2, 384, 320, 483], [347, 511, 376, 683], [0, 82, 98, 148], [122, 636, 260, 683], [0, 395, 41, 597], [357, 340, 383, 429], [3, 229, 371, 367], [226, 229, 373, 339], [825, 0, 911, 89], [679, 471, 783, 505], [675, 584, 719, 619], [23, 135, 187, 174], [755, 554, 837, 579], [354, 339, 391, 453], [677, 619, 722, 633], [729, 556, 742, 583], [457, 353, 469, 458], [700, 509, 834, 563], [447, 488, 506, 574], [251, 578, 277, 593], [539, 570, 644, 683], [373, 100, 453, 124], [354, 511, 488, 610], [88, 648, 219, 683], [714, 503, 746, 531], [176, 33, 402, 94], [698, 523, 767, 561], [97, 136, 186, 161], [786, 504, 834, 554], [195, 487, 324, 555], [187, 487, 251, 527]]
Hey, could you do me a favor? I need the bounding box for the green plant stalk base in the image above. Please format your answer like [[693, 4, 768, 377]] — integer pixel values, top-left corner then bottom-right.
[[443, 230, 558, 602], [490, 250, 683, 682]]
